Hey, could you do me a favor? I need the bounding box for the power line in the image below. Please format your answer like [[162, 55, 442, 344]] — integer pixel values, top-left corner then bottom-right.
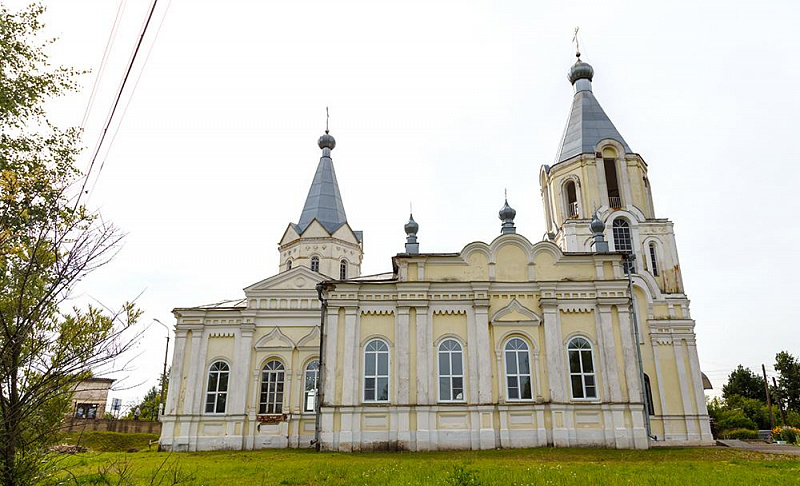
[[87, 0, 174, 199], [80, 0, 128, 131], [76, 0, 161, 208]]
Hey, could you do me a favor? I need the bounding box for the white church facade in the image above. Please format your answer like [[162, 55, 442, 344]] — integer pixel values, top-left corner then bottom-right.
[[159, 54, 714, 452]]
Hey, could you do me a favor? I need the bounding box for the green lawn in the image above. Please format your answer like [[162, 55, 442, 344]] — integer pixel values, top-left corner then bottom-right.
[[53, 446, 800, 485]]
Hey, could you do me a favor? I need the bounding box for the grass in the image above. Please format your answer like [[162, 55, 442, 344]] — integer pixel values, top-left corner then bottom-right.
[[59, 431, 160, 452], [52, 446, 800, 485]]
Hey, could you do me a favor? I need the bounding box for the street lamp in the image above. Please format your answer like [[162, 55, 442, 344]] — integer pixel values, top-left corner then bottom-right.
[[153, 318, 170, 419]]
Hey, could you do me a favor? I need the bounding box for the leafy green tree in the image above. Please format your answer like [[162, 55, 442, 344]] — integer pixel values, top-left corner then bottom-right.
[[774, 351, 800, 412], [0, 4, 139, 485], [722, 365, 766, 402]]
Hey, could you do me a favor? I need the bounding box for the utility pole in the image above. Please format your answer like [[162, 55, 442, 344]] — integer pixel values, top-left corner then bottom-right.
[[772, 376, 787, 425], [762, 364, 775, 429], [154, 319, 170, 419]]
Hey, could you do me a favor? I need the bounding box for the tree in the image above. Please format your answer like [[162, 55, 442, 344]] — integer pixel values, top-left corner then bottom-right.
[[0, 4, 140, 485], [775, 351, 800, 412], [722, 365, 766, 402]]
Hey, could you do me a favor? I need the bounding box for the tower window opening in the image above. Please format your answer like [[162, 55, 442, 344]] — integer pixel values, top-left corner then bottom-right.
[[612, 218, 633, 274], [286, 259, 292, 271], [311, 256, 320, 273], [339, 259, 347, 280], [604, 158, 621, 208], [565, 180, 578, 218], [649, 243, 659, 276]]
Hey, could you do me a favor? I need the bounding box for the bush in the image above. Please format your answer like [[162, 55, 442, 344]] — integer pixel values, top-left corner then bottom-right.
[[715, 410, 758, 431], [719, 428, 759, 440], [59, 431, 159, 452]]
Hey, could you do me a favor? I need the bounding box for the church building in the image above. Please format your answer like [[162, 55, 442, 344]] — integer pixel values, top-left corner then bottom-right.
[[159, 53, 714, 451]]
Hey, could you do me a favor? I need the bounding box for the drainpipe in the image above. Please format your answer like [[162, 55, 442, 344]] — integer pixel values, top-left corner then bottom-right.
[[314, 282, 330, 452], [624, 253, 655, 442]]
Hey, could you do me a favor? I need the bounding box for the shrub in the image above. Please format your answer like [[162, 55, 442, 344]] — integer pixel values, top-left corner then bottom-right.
[[719, 428, 759, 440], [715, 410, 758, 431]]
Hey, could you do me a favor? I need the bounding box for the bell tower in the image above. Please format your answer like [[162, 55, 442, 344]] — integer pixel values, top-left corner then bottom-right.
[[539, 53, 680, 295], [278, 130, 363, 279]]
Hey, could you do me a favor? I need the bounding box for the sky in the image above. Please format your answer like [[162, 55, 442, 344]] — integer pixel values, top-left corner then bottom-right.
[[7, 0, 799, 410]]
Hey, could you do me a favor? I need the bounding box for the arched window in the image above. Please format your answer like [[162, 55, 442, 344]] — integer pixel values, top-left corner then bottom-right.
[[205, 361, 229, 414], [310, 256, 320, 273], [339, 259, 347, 280], [612, 219, 634, 274], [438, 339, 464, 402], [604, 157, 621, 208], [504, 338, 532, 400], [648, 243, 659, 277], [304, 359, 319, 412], [259, 360, 285, 414], [564, 180, 578, 218], [286, 259, 292, 271], [363, 340, 389, 402], [644, 373, 655, 416], [568, 337, 596, 399]]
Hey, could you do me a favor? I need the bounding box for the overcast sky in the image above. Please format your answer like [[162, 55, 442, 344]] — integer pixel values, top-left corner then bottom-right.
[[10, 0, 799, 409]]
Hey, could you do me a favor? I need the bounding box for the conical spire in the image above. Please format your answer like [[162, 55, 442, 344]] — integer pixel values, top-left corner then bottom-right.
[[294, 131, 348, 234], [555, 54, 631, 163]]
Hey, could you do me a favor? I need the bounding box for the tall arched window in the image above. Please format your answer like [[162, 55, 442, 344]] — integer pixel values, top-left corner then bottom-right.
[[564, 180, 578, 218], [339, 259, 347, 280], [604, 158, 621, 208], [205, 361, 229, 414], [286, 259, 292, 271], [438, 339, 464, 402], [304, 359, 319, 412], [363, 340, 389, 402], [504, 338, 532, 400], [259, 360, 285, 414], [612, 218, 634, 274], [648, 243, 659, 277], [568, 337, 596, 399], [310, 256, 320, 273], [644, 373, 655, 416]]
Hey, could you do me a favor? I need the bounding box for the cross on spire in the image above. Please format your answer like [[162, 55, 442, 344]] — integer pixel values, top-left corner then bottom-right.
[[325, 107, 329, 134], [572, 27, 581, 58]]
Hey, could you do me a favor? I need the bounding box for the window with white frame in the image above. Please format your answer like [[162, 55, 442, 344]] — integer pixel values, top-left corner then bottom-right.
[[205, 361, 229, 414], [259, 360, 285, 414], [363, 339, 389, 402], [648, 242, 659, 276], [612, 218, 633, 274], [339, 259, 347, 280], [568, 337, 597, 399], [304, 359, 319, 412], [310, 256, 320, 272], [438, 339, 464, 402], [504, 338, 533, 400]]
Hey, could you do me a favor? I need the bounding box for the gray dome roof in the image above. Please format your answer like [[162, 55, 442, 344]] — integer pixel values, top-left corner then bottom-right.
[[404, 214, 419, 235], [590, 214, 605, 234], [499, 200, 516, 221], [568, 59, 594, 84], [318, 131, 336, 150]]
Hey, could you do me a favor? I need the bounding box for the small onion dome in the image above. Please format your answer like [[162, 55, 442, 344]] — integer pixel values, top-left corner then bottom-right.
[[499, 200, 516, 222], [568, 59, 594, 85], [590, 213, 605, 234], [404, 214, 419, 235], [318, 131, 336, 150]]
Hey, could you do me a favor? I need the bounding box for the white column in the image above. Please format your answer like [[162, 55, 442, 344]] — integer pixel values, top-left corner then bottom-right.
[[415, 306, 430, 404], [165, 329, 187, 416], [542, 301, 565, 402], [396, 307, 411, 404], [596, 305, 622, 402], [473, 303, 492, 404], [615, 306, 642, 402], [230, 324, 254, 415], [672, 338, 698, 441], [466, 308, 480, 404], [322, 307, 339, 406], [340, 308, 358, 406], [686, 337, 714, 442], [182, 329, 203, 415]]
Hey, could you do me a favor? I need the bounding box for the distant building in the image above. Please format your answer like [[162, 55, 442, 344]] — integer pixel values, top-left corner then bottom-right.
[[160, 53, 713, 451], [72, 378, 115, 419]]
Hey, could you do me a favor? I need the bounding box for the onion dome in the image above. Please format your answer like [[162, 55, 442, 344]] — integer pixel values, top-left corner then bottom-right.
[[590, 213, 605, 234], [404, 214, 419, 236], [318, 131, 336, 150], [499, 198, 516, 235], [568, 57, 594, 85]]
